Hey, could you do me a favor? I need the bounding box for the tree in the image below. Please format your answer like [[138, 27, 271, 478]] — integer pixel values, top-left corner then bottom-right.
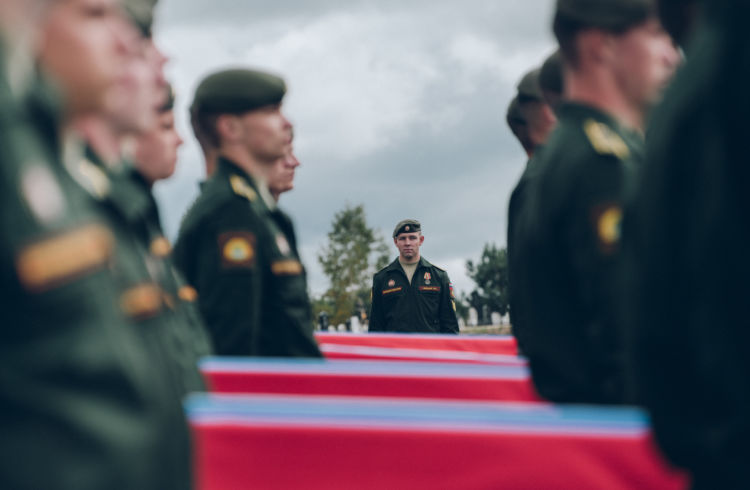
[[466, 244, 509, 320], [317, 204, 390, 326]]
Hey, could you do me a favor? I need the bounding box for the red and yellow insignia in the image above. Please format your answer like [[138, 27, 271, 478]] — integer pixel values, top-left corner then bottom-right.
[[424, 272, 431, 281], [388, 279, 396, 287], [405, 225, 410, 232], [219, 232, 256, 269], [419, 286, 440, 292], [383, 287, 403, 295], [449, 283, 455, 299]]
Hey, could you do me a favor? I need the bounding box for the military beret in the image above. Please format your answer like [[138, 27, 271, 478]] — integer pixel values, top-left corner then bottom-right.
[[190, 68, 287, 116], [517, 68, 543, 102], [393, 219, 421, 238], [122, 0, 158, 37], [539, 51, 564, 97], [555, 0, 656, 31], [160, 83, 175, 112], [506, 96, 526, 128]]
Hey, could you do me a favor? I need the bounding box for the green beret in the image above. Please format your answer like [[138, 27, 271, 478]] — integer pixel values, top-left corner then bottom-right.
[[160, 83, 175, 112], [393, 219, 421, 238], [555, 0, 656, 31], [506, 96, 526, 128], [539, 51, 563, 97], [517, 68, 543, 102], [122, 0, 158, 37], [191, 68, 287, 116]]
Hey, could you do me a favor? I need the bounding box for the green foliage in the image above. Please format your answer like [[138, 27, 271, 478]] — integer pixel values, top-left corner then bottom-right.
[[317, 204, 390, 326], [466, 243, 509, 318]]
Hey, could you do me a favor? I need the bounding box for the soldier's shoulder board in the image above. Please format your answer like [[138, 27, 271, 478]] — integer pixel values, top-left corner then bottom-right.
[[230, 175, 258, 202], [583, 119, 630, 159]]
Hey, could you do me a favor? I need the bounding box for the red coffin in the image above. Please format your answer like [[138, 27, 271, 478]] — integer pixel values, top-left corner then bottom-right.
[[189, 394, 689, 490], [201, 358, 541, 403], [315, 332, 518, 356]]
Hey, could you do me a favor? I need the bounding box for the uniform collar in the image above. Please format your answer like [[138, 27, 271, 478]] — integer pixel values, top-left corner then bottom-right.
[[216, 156, 276, 211], [386, 256, 431, 272]]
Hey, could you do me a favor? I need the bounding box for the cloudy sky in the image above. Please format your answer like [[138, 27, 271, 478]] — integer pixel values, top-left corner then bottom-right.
[[152, 0, 557, 297]]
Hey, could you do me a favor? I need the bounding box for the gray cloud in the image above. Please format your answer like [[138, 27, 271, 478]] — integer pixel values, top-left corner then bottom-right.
[[152, 0, 557, 296]]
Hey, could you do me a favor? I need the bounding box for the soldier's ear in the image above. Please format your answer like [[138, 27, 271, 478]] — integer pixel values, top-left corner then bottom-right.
[[419, 235, 425, 245], [215, 114, 241, 142]]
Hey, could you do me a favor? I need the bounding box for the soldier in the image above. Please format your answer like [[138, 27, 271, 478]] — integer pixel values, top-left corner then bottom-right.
[[369, 219, 459, 334], [515, 0, 679, 404], [174, 68, 321, 358], [625, 0, 748, 487], [0, 0, 190, 488], [539, 51, 564, 110], [506, 67, 559, 353]]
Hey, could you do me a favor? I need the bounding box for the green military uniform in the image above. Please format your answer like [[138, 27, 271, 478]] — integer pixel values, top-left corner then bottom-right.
[[370, 257, 459, 334], [517, 101, 643, 404], [625, 1, 750, 488], [0, 48, 190, 490], [370, 221, 459, 334], [74, 150, 211, 397], [512, 0, 654, 405], [174, 157, 321, 356]]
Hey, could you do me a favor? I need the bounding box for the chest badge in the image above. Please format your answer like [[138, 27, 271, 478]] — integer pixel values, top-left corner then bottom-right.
[[424, 272, 432, 285], [388, 279, 395, 287]]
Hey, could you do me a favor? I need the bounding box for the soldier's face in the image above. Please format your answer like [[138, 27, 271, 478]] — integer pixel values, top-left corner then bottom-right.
[[394, 232, 424, 261], [134, 109, 183, 184], [611, 18, 681, 111], [268, 150, 300, 199], [37, 0, 138, 117], [107, 38, 168, 134], [239, 104, 293, 163]]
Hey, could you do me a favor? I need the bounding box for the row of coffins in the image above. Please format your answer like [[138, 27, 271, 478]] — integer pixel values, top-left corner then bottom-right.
[[189, 333, 688, 489]]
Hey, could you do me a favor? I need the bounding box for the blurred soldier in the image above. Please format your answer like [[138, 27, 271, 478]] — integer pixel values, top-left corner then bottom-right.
[[539, 51, 564, 110], [0, 0, 189, 489], [174, 68, 321, 357], [625, 0, 749, 487], [506, 66, 559, 353], [515, 0, 679, 404], [370, 219, 459, 334]]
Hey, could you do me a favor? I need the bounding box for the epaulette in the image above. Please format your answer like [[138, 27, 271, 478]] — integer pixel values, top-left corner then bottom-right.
[[583, 119, 630, 159], [230, 175, 258, 202]]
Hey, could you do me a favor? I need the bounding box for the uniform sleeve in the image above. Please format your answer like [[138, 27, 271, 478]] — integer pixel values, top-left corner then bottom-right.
[[176, 211, 262, 356], [368, 274, 385, 332], [438, 271, 460, 334], [563, 155, 629, 396]]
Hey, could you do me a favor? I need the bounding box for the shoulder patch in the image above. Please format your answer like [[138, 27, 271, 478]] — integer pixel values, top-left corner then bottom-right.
[[592, 204, 623, 254], [218, 231, 256, 269], [230, 175, 258, 202], [583, 119, 630, 159], [16, 224, 114, 292]]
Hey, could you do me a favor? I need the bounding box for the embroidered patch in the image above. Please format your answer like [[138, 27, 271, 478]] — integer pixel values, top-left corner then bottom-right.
[[593, 204, 623, 254], [583, 119, 630, 159], [150, 236, 172, 258], [21, 165, 66, 224], [16, 224, 114, 292], [230, 175, 257, 202], [120, 283, 163, 319], [219, 232, 256, 269], [382, 287, 403, 295], [449, 283, 455, 299], [178, 285, 199, 302], [419, 286, 440, 292], [271, 260, 304, 276]]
